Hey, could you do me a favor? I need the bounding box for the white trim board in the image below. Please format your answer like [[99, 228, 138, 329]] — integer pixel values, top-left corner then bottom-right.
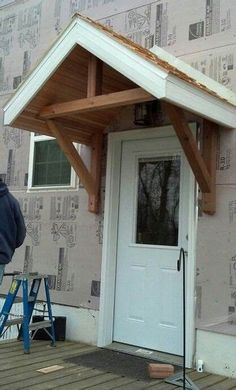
[[27, 133, 78, 191], [3, 15, 236, 128], [150, 44, 236, 106], [98, 126, 197, 368], [196, 330, 236, 378]]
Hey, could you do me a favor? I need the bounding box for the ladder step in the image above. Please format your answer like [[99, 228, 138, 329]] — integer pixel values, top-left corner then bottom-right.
[[6, 317, 23, 326], [29, 320, 52, 331], [12, 297, 23, 304], [0, 274, 55, 352]]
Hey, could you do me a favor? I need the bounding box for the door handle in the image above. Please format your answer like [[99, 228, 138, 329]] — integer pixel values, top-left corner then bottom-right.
[[177, 247, 187, 272]]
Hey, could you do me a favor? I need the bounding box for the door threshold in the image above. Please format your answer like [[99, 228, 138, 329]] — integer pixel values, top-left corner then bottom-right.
[[105, 342, 183, 367]]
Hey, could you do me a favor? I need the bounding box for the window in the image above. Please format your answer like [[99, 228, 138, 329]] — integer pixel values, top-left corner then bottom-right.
[[28, 134, 76, 189], [136, 155, 180, 246]]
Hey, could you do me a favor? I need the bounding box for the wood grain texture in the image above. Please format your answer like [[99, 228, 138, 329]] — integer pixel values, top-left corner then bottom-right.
[[39, 88, 155, 119], [0, 340, 234, 389], [202, 120, 218, 215], [165, 103, 211, 193]]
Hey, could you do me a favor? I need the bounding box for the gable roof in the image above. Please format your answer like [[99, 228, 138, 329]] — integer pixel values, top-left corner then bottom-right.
[[3, 13, 236, 132]]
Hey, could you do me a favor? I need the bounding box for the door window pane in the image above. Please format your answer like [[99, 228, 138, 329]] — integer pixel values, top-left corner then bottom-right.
[[136, 156, 180, 246]]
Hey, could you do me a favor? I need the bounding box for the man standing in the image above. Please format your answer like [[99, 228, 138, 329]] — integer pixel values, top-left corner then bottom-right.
[[0, 178, 26, 285]]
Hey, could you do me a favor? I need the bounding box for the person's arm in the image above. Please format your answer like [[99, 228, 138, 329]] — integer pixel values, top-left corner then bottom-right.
[[14, 202, 26, 248]]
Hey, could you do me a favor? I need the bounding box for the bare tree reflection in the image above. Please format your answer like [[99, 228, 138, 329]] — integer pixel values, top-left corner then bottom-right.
[[136, 156, 180, 245]]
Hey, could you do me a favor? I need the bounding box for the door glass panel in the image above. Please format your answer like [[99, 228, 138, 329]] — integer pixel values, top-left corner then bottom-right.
[[136, 156, 180, 246]]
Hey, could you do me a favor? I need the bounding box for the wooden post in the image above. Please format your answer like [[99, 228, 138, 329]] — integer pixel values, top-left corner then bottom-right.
[[87, 54, 103, 212], [87, 54, 103, 98], [88, 132, 103, 213], [202, 120, 218, 215]]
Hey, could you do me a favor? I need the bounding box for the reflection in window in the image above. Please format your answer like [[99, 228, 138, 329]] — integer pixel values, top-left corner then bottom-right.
[[33, 139, 71, 186], [136, 156, 180, 246]]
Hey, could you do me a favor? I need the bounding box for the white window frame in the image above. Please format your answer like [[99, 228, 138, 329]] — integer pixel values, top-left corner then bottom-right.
[[28, 133, 78, 191]]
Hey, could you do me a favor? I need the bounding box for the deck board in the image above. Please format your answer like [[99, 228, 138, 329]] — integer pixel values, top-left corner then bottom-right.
[[193, 374, 235, 389], [207, 378, 236, 389], [87, 376, 137, 389], [31, 370, 123, 390], [0, 366, 89, 390], [0, 343, 96, 371], [0, 340, 235, 389]]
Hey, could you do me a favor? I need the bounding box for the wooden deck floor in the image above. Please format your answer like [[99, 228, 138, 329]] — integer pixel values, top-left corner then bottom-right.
[[0, 339, 236, 389]]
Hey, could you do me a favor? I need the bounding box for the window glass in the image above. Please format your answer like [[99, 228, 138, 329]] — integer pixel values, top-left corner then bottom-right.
[[32, 139, 71, 187], [136, 156, 180, 246]]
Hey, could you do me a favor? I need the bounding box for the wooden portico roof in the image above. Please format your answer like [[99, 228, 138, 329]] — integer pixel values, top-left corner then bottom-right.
[[3, 14, 236, 214]]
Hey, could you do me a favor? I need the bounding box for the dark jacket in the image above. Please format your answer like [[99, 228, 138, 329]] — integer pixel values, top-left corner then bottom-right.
[[0, 181, 26, 264]]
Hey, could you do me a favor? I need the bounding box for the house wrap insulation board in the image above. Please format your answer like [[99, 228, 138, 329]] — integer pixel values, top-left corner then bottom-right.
[[0, 0, 236, 336]]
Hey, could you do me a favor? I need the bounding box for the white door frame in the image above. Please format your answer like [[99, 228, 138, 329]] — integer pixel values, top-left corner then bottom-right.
[[98, 126, 198, 367]]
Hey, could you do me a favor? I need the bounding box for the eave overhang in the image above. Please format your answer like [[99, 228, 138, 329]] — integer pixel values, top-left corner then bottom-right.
[[4, 14, 236, 128], [3, 13, 236, 214]]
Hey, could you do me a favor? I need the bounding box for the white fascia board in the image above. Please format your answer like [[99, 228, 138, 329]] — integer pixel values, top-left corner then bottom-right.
[[151, 45, 236, 106], [3, 20, 79, 125], [166, 74, 236, 128], [74, 20, 167, 100]]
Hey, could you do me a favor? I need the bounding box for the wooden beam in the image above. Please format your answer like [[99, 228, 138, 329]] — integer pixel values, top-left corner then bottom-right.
[[88, 132, 103, 213], [165, 103, 211, 193], [47, 120, 95, 195], [14, 116, 92, 144], [39, 88, 155, 119], [87, 54, 103, 98], [14, 116, 52, 136], [202, 120, 218, 215]]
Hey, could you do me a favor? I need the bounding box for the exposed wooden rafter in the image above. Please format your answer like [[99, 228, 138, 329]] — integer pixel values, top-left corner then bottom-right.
[[165, 103, 212, 194], [14, 115, 92, 144], [39, 88, 155, 119], [202, 120, 218, 215]]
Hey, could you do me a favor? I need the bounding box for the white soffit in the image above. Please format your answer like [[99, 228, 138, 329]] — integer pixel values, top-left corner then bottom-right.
[[3, 14, 236, 128]]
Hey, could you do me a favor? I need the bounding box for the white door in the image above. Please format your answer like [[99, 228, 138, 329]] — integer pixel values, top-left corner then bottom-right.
[[113, 135, 190, 355]]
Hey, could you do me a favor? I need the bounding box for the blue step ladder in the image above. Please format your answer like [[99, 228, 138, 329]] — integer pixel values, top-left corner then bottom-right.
[[0, 273, 55, 353]]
